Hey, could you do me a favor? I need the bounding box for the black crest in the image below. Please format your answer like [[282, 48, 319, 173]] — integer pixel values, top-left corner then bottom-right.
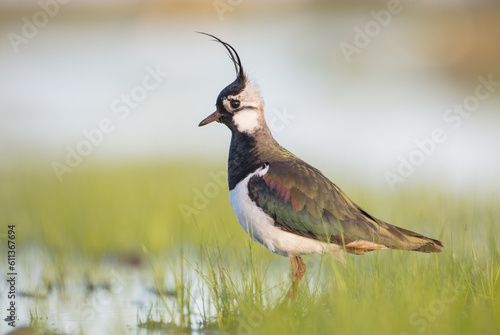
[[198, 32, 246, 83]]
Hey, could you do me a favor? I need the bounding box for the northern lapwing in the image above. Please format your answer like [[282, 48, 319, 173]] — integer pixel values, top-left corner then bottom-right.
[[198, 33, 443, 297]]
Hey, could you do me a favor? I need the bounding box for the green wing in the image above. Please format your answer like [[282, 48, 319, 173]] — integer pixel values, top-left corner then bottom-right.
[[247, 160, 442, 254]]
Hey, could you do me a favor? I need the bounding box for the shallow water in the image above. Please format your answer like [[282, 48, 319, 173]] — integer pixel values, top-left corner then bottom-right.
[[3, 247, 208, 334], [2, 246, 290, 334]]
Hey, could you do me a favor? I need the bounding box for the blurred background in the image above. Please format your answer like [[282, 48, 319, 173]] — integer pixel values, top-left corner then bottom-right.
[[1, 0, 499, 190], [1, 1, 499, 333]]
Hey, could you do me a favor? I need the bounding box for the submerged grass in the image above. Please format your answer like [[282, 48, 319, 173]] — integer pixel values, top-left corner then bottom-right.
[[1, 161, 499, 334]]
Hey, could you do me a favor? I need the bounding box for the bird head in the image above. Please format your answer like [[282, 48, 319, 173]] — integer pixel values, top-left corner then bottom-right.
[[198, 33, 266, 135]]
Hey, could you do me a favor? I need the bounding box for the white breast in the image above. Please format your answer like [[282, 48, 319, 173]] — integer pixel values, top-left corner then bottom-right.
[[228, 164, 345, 261]]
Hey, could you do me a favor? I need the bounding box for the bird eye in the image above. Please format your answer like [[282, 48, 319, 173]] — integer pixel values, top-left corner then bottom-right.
[[230, 100, 240, 109]]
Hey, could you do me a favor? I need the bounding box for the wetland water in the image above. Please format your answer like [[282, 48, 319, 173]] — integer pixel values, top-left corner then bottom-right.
[[2, 248, 158, 334], [1, 246, 289, 334]]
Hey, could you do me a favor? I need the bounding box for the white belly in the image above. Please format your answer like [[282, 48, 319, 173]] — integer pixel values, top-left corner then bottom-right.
[[228, 165, 345, 261]]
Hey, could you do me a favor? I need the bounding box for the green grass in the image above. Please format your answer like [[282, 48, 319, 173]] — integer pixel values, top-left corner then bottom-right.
[[1, 161, 499, 334]]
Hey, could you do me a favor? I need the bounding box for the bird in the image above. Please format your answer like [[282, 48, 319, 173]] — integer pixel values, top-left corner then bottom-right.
[[198, 33, 443, 298]]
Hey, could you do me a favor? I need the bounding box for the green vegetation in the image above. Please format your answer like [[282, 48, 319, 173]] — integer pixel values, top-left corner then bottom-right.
[[1, 162, 498, 334]]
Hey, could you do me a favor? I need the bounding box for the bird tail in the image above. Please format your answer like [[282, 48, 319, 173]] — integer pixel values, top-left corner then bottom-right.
[[390, 225, 443, 253], [344, 219, 444, 254]]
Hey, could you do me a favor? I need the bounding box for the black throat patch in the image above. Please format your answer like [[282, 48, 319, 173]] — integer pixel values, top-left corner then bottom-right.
[[228, 131, 263, 190]]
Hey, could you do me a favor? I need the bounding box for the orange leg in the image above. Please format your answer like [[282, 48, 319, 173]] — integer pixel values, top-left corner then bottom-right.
[[290, 255, 306, 283], [287, 255, 306, 301]]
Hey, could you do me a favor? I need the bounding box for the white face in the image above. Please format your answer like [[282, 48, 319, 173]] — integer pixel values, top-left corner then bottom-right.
[[222, 81, 264, 134]]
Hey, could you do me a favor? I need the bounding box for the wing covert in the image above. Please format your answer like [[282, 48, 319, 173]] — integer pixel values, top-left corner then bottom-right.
[[247, 160, 381, 245]]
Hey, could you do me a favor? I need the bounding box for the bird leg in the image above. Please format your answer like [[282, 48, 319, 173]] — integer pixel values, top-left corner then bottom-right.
[[290, 255, 306, 283], [285, 255, 306, 301]]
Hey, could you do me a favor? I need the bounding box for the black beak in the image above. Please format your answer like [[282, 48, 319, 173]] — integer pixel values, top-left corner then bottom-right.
[[198, 111, 223, 127]]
